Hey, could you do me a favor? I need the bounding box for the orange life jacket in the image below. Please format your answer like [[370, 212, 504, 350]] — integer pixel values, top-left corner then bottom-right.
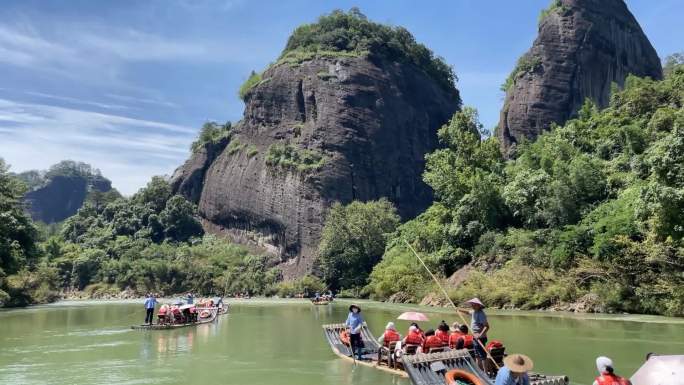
[[436, 329, 450, 344], [595, 373, 630, 385], [404, 331, 424, 345], [449, 332, 463, 348], [423, 335, 444, 351], [340, 330, 350, 346], [382, 330, 401, 346], [158, 305, 168, 315]]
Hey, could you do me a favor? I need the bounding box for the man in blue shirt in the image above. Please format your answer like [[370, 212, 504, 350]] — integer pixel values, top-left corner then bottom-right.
[[345, 304, 365, 360], [144, 294, 157, 325], [495, 354, 533, 385], [186, 293, 194, 305]]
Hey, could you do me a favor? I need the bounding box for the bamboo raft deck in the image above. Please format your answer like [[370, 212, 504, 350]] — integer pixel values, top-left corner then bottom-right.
[[131, 308, 219, 330], [402, 350, 569, 385], [323, 323, 569, 385], [322, 322, 408, 377]]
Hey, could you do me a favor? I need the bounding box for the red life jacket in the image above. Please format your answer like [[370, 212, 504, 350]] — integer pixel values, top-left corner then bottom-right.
[[458, 334, 474, 349], [405, 331, 424, 345], [340, 330, 350, 346], [423, 335, 443, 351], [436, 330, 450, 344], [486, 340, 504, 351], [449, 332, 464, 349], [383, 330, 401, 346], [595, 373, 630, 385]]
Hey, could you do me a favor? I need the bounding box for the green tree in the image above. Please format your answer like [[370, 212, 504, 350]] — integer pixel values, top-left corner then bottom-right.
[[160, 195, 204, 242], [318, 199, 400, 291]]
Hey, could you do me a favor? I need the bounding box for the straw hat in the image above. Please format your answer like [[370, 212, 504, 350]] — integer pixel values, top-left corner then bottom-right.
[[504, 354, 534, 373], [349, 304, 361, 312], [466, 298, 485, 308]]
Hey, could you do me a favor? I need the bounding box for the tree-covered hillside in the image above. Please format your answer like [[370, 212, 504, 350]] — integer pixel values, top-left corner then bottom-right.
[[366, 64, 684, 316]]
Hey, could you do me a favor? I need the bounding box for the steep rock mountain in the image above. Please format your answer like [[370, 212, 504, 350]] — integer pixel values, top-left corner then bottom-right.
[[498, 0, 662, 153], [19, 161, 112, 223], [173, 56, 460, 278]]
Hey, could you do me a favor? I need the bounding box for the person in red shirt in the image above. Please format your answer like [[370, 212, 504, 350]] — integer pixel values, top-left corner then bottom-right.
[[449, 324, 474, 349], [435, 320, 450, 346], [403, 325, 424, 346], [592, 357, 632, 385], [377, 322, 402, 347], [421, 329, 444, 353]]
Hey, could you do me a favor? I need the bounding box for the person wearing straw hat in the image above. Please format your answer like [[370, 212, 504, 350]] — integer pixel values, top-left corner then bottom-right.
[[592, 356, 632, 385], [494, 354, 533, 385], [458, 297, 490, 370], [345, 304, 365, 360]]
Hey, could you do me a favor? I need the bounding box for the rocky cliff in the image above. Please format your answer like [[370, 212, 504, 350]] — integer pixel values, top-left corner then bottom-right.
[[172, 22, 461, 278], [19, 161, 112, 223], [498, 0, 662, 153]]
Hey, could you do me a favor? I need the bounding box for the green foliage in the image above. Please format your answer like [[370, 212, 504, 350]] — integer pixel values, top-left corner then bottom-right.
[[663, 52, 684, 78], [369, 65, 684, 315], [281, 8, 457, 93], [501, 54, 542, 92], [265, 143, 325, 172], [0, 159, 39, 275], [538, 0, 571, 26], [191, 121, 231, 153], [319, 199, 400, 291], [275, 275, 327, 297], [227, 140, 246, 155], [246, 145, 259, 158], [239, 71, 262, 101]]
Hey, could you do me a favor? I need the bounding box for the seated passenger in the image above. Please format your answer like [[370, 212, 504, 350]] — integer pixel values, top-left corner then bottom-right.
[[157, 304, 169, 323], [340, 329, 351, 347], [422, 329, 444, 353], [403, 325, 424, 346], [377, 322, 402, 347], [436, 320, 450, 346], [450, 324, 474, 349]]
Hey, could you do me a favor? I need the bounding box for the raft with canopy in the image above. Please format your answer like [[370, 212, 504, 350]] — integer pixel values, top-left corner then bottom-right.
[[322, 323, 569, 385]]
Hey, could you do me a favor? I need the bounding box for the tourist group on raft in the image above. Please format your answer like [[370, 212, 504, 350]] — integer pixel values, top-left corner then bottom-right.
[[342, 298, 634, 385], [143, 293, 224, 325]]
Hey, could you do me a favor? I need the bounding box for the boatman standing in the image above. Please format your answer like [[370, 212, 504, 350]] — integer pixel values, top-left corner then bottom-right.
[[345, 304, 365, 360], [458, 297, 490, 370], [144, 293, 157, 325]]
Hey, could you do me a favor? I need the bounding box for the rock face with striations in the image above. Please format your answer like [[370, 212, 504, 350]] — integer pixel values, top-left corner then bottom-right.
[[171, 12, 461, 279], [498, 0, 662, 153]]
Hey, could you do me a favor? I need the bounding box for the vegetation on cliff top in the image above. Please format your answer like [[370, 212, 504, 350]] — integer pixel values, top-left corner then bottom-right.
[[238, 8, 458, 98], [191, 121, 232, 153], [366, 65, 684, 316], [281, 8, 456, 92], [265, 143, 325, 173]]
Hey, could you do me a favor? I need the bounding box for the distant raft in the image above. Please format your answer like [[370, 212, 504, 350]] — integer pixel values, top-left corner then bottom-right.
[[321, 323, 569, 385]]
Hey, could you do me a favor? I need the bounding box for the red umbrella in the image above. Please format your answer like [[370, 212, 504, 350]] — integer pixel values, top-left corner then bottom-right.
[[397, 311, 429, 322]]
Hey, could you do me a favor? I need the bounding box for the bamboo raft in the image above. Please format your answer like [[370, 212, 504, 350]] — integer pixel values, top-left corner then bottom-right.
[[311, 299, 332, 306], [131, 308, 219, 330], [402, 350, 569, 385], [322, 323, 569, 385]]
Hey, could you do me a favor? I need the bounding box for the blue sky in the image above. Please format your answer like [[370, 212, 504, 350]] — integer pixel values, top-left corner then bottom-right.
[[0, 0, 681, 195]]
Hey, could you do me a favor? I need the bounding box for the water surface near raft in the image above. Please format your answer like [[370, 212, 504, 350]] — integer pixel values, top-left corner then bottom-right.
[[0, 299, 681, 385]]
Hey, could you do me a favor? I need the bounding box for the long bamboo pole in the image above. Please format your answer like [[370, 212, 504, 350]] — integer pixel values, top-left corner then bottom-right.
[[403, 239, 500, 369]]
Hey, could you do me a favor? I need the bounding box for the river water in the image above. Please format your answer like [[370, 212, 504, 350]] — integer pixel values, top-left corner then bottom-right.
[[0, 299, 681, 385]]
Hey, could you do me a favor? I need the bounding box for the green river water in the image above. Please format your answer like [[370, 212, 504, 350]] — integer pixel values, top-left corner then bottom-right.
[[0, 299, 681, 385]]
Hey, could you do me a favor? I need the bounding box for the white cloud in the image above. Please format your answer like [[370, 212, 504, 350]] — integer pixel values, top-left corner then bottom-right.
[[0, 98, 196, 195]]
